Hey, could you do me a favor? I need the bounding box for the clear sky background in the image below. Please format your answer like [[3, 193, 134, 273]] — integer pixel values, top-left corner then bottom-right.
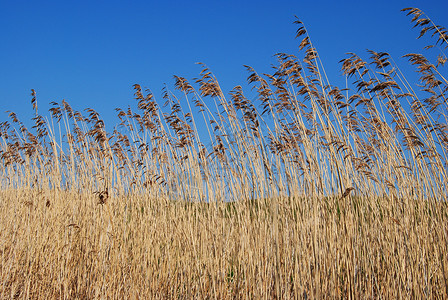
[[1, 0, 447, 130]]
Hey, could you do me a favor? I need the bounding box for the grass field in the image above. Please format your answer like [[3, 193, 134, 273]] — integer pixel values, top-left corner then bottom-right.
[[1, 7, 447, 298]]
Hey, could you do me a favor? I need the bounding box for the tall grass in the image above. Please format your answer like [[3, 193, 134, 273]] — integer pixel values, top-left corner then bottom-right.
[[0, 7, 447, 298]]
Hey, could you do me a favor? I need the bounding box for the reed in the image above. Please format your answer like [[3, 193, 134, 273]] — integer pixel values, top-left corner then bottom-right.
[[0, 7, 447, 298]]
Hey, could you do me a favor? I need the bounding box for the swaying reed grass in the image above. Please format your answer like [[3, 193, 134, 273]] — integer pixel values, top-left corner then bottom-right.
[[1, 7, 447, 298]]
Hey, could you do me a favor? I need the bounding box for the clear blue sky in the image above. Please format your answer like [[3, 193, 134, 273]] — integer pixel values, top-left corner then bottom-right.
[[1, 0, 447, 128]]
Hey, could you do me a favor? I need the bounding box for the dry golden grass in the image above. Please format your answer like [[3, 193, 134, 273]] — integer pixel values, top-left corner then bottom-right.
[[1, 190, 447, 298], [0, 7, 447, 299]]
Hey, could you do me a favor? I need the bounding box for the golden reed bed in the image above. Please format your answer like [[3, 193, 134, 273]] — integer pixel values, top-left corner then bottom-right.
[[1, 7, 447, 298]]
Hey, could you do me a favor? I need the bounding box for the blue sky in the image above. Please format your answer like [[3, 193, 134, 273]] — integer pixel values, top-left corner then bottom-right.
[[1, 0, 447, 129]]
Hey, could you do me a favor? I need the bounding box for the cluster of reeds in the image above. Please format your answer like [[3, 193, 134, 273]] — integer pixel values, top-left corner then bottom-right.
[[0, 7, 447, 298]]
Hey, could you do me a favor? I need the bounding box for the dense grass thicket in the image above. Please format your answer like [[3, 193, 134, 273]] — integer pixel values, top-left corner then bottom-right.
[[1, 7, 447, 298]]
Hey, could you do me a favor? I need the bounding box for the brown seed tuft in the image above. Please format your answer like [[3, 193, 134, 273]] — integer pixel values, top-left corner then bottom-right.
[[97, 188, 109, 205], [340, 187, 355, 200]]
